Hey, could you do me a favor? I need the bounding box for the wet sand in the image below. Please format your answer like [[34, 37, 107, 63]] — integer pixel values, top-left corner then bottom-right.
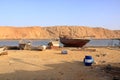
[[0, 47, 120, 80]]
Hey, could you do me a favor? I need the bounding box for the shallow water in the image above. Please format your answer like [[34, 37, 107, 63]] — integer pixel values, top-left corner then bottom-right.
[[86, 39, 120, 47], [0, 39, 119, 47]]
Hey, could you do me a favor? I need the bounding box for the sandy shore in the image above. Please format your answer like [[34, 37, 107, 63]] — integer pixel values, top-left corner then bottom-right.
[[0, 47, 120, 80]]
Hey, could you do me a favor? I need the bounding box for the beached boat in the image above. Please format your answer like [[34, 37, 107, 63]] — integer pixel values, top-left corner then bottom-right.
[[59, 36, 90, 47]]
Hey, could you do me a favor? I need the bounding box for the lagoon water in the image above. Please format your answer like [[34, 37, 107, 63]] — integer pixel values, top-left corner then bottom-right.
[[0, 39, 50, 47], [86, 39, 119, 47], [0, 39, 119, 47]]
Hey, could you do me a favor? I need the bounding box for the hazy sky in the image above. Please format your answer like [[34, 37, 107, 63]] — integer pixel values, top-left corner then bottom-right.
[[0, 0, 120, 30]]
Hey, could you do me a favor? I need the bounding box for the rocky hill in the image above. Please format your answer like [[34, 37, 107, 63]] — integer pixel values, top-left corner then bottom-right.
[[0, 26, 120, 39], [0, 26, 50, 39], [43, 26, 120, 39]]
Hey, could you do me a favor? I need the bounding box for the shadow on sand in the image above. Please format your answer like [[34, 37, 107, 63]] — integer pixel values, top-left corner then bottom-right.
[[0, 60, 120, 80]]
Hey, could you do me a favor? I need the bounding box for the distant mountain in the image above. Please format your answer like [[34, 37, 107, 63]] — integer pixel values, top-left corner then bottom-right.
[[0, 26, 120, 39]]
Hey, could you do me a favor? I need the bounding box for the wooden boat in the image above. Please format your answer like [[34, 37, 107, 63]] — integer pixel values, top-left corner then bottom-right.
[[60, 36, 90, 47], [0, 47, 8, 55]]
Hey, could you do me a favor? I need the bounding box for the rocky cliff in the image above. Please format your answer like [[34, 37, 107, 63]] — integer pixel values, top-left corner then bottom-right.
[[0, 26, 120, 39]]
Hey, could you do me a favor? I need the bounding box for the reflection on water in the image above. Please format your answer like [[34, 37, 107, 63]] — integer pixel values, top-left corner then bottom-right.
[[0, 39, 119, 47]]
